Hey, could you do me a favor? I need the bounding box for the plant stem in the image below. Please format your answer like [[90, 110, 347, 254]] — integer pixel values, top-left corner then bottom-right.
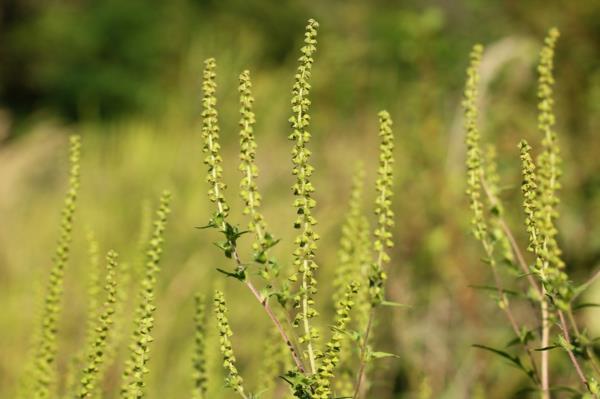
[[540, 288, 550, 399], [244, 278, 305, 373], [481, 180, 541, 295], [352, 309, 374, 399], [480, 179, 549, 393], [483, 239, 542, 386], [566, 307, 600, 377], [571, 267, 600, 303], [230, 248, 306, 373], [557, 310, 595, 396]]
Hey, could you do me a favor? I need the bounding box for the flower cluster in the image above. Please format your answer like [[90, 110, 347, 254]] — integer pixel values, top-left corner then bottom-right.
[[78, 250, 119, 398], [287, 18, 321, 371], [314, 282, 360, 398], [32, 135, 81, 399], [192, 294, 208, 399], [121, 191, 172, 398], [238, 70, 279, 281], [369, 110, 395, 306], [213, 291, 246, 398], [463, 44, 487, 244], [202, 58, 229, 223]]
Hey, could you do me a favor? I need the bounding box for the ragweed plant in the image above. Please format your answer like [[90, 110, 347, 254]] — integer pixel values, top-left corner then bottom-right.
[[464, 28, 600, 398], [77, 250, 119, 399], [238, 70, 279, 283], [192, 294, 208, 399], [314, 281, 359, 399], [198, 18, 398, 399], [287, 18, 321, 374], [213, 291, 247, 398], [353, 110, 396, 399], [21, 135, 81, 399], [120, 191, 172, 399], [331, 164, 372, 397]]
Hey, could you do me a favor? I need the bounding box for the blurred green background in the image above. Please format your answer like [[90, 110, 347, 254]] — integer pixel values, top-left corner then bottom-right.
[[1, 1, 600, 398]]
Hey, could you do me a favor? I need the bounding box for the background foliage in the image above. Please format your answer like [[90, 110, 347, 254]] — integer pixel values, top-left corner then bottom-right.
[[1, 1, 599, 398]]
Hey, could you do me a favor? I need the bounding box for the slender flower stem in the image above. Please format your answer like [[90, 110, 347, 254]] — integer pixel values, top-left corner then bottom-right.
[[480, 178, 548, 394], [352, 309, 374, 399], [227, 247, 305, 373], [480, 180, 542, 296], [540, 289, 550, 399], [557, 310, 595, 396], [571, 267, 600, 303], [244, 278, 305, 373]]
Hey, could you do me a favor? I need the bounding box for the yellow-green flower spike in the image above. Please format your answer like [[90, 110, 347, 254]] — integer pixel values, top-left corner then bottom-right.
[[463, 46, 517, 302], [192, 294, 208, 399], [536, 27, 564, 273], [369, 110, 395, 306], [78, 250, 119, 399], [213, 290, 247, 398], [520, 138, 571, 309], [333, 163, 366, 305], [519, 140, 541, 258], [314, 282, 360, 399], [121, 191, 172, 399], [288, 18, 320, 373], [202, 58, 229, 222], [30, 134, 81, 399], [464, 44, 487, 244], [238, 70, 278, 280], [84, 229, 102, 347], [519, 140, 569, 303]]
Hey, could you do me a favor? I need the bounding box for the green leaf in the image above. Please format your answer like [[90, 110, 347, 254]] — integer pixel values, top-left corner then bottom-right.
[[472, 344, 536, 382], [534, 345, 558, 352], [506, 328, 536, 347], [572, 302, 600, 311], [469, 285, 520, 297], [369, 351, 400, 360], [216, 267, 246, 282]]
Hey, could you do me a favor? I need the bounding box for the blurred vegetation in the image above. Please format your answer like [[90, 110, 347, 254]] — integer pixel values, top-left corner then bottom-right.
[[1, 1, 600, 398]]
